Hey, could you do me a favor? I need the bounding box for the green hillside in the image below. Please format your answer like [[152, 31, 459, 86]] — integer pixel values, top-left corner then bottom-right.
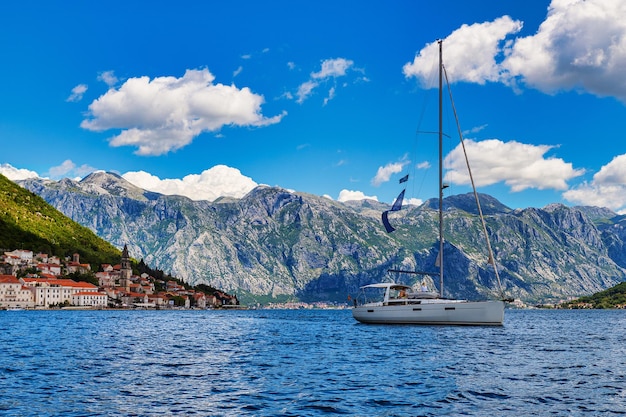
[[0, 174, 121, 267], [561, 282, 626, 309]]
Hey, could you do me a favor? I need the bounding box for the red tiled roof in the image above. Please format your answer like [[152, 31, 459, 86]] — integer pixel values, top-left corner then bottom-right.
[[127, 292, 146, 297], [0, 274, 19, 284], [22, 278, 97, 289]]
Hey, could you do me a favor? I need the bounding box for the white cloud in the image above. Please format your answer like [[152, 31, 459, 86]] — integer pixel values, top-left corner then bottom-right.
[[122, 165, 258, 201], [444, 139, 584, 192], [295, 58, 356, 104], [233, 66, 243, 77], [337, 189, 378, 202], [403, 16, 523, 87], [323, 86, 336, 106], [296, 80, 318, 104], [81, 69, 286, 155], [463, 124, 488, 136], [312, 58, 354, 79], [48, 160, 76, 178], [404, 1, 626, 102], [371, 161, 409, 186], [406, 198, 423, 206], [563, 154, 626, 211], [48, 159, 96, 179], [502, 0, 626, 100], [98, 70, 118, 87], [590, 154, 626, 185], [0, 163, 40, 181], [66, 84, 88, 102]]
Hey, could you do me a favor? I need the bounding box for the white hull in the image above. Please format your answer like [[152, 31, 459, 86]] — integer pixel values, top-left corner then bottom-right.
[[352, 299, 504, 325]]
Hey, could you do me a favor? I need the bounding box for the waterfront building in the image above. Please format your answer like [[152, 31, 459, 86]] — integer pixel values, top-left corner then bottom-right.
[[72, 291, 108, 308], [0, 274, 34, 309], [22, 278, 101, 308]]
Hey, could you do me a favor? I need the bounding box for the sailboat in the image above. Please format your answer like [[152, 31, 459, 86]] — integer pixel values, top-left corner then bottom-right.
[[352, 40, 507, 325]]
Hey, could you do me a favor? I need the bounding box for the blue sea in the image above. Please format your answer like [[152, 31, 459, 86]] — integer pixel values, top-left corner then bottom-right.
[[1, 309, 625, 416]]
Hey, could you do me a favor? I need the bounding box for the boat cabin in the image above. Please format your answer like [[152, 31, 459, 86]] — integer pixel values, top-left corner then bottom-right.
[[355, 283, 439, 307]]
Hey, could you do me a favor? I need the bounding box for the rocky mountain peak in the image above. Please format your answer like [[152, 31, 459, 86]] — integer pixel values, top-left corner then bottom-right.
[[80, 171, 158, 201], [423, 192, 511, 215]]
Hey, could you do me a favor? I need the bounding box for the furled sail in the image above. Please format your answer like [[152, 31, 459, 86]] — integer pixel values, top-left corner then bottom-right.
[[390, 189, 405, 211], [382, 211, 395, 233], [382, 189, 406, 233]]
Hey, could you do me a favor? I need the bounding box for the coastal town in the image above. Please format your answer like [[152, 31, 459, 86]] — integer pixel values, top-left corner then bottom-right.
[[0, 245, 239, 310]]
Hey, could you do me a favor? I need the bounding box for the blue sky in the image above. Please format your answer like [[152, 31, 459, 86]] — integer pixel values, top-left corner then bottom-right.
[[2, 0, 626, 212]]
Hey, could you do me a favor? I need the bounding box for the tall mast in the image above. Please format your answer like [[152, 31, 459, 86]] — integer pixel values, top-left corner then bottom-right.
[[438, 39, 444, 298]]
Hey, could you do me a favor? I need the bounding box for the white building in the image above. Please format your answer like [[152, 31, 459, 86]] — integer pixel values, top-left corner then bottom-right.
[[37, 263, 62, 276], [0, 275, 34, 309], [4, 250, 33, 262], [72, 291, 108, 308], [22, 278, 103, 308], [96, 271, 116, 288]]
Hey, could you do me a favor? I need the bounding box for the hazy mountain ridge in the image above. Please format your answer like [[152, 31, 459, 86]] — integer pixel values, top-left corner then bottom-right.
[[17, 172, 626, 304]]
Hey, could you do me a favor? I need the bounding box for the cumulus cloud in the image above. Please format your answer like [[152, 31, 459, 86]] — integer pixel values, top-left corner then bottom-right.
[[404, 0, 626, 102], [48, 160, 78, 178], [563, 154, 626, 212], [66, 84, 88, 102], [122, 165, 258, 201], [371, 161, 409, 186], [444, 139, 584, 192], [296, 58, 355, 104], [81, 69, 286, 155], [403, 16, 523, 87], [0, 163, 40, 181], [48, 160, 96, 179], [337, 189, 378, 202], [406, 198, 423, 206], [502, 0, 626, 99]]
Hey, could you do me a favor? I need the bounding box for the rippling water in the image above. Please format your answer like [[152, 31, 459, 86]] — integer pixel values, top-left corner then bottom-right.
[[1, 309, 625, 416]]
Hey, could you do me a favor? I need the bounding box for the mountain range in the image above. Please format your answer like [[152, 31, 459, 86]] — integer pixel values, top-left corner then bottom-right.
[[16, 171, 626, 305]]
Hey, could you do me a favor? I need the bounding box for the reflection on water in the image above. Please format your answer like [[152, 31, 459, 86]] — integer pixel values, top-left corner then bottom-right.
[[1, 309, 625, 416]]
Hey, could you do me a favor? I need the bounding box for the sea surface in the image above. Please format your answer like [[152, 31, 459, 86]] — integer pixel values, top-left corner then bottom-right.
[[1, 308, 625, 416]]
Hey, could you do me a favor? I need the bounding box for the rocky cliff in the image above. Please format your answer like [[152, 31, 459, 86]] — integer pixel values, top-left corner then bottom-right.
[[18, 172, 626, 304]]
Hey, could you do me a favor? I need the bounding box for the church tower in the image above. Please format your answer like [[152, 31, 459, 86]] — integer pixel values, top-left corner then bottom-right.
[[120, 244, 132, 292]]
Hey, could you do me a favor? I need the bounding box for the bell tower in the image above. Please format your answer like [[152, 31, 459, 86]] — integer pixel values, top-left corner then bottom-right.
[[120, 244, 132, 292]]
